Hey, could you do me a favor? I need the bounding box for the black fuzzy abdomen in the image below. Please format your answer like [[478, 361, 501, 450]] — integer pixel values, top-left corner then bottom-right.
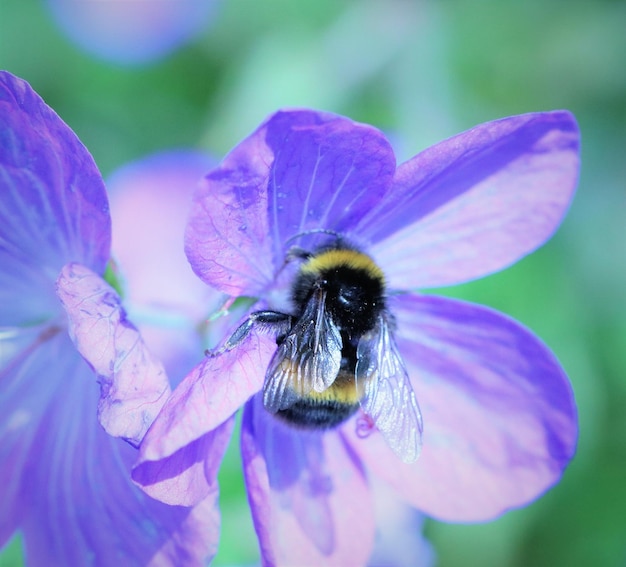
[[276, 398, 359, 429], [273, 362, 362, 429]]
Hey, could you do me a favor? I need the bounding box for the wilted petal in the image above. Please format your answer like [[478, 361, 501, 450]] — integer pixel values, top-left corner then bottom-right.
[[241, 395, 375, 566], [346, 293, 577, 521], [1, 331, 219, 566], [138, 333, 274, 463], [45, 0, 219, 65], [0, 71, 110, 326], [362, 111, 579, 289], [56, 263, 170, 447]]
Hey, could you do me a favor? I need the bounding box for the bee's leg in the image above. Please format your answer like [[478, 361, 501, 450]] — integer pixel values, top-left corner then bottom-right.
[[205, 310, 293, 357]]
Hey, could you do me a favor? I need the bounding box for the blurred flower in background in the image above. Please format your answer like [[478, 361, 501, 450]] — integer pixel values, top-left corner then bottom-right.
[[44, 0, 220, 66], [0, 71, 219, 566], [105, 149, 221, 381]]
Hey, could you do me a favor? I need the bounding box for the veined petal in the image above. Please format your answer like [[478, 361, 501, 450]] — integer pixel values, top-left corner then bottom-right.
[[347, 293, 577, 522], [56, 263, 170, 447], [0, 71, 110, 326], [1, 331, 219, 566], [133, 333, 275, 506], [185, 122, 275, 296], [363, 111, 579, 289], [0, 324, 62, 546], [185, 109, 396, 295], [241, 395, 375, 567], [138, 333, 274, 463], [263, 110, 395, 263]]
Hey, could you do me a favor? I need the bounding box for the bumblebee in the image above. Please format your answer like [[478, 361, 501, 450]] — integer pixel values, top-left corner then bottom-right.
[[210, 238, 423, 463]]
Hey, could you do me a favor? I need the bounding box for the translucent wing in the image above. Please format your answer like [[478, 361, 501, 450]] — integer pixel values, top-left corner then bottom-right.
[[263, 288, 342, 412], [356, 314, 423, 463]]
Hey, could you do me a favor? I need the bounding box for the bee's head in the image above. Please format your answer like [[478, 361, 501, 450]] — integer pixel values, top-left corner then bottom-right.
[[293, 246, 385, 336]]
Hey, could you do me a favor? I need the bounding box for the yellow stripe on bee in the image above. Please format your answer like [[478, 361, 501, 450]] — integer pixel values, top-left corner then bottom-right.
[[301, 249, 385, 282], [305, 371, 362, 405], [276, 358, 362, 405]]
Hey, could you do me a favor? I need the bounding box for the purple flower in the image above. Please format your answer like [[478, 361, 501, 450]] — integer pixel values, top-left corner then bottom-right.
[[0, 71, 218, 565], [134, 109, 580, 565]]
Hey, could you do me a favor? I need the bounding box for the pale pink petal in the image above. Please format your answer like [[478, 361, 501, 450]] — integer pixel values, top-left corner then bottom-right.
[[133, 332, 276, 506], [133, 419, 234, 506], [364, 111, 580, 289], [241, 395, 375, 566], [345, 293, 577, 521], [56, 262, 170, 447], [138, 333, 275, 462]]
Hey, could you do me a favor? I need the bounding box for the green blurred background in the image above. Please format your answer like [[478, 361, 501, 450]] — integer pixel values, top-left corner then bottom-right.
[[1, 1, 624, 566]]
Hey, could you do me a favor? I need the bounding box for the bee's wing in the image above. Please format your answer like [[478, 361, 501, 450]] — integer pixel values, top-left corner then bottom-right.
[[356, 315, 423, 463], [263, 288, 342, 413]]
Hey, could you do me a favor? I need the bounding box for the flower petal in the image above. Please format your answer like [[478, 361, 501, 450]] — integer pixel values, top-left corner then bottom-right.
[[241, 395, 375, 566], [185, 109, 396, 295], [185, 121, 276, 296], [1, 331, 219, 566], [0, 71, 110, 326], [346, 293, 577, 522], [362, 111, 579, 289], [262, 110, 395, 263], [56, 262, 170, 447], [0, 324, 61, 546], [133, 419, 234, 507], [368, 479, 436, 567], [132, 330, 277, 506], [138, 333, 274, 463]]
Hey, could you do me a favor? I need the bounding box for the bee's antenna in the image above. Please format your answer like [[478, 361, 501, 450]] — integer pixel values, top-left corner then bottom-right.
[[285, 228, 342, 246]]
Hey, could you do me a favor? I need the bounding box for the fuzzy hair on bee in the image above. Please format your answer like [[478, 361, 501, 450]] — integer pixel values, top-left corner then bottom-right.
[[208, 236, 423, 463]]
